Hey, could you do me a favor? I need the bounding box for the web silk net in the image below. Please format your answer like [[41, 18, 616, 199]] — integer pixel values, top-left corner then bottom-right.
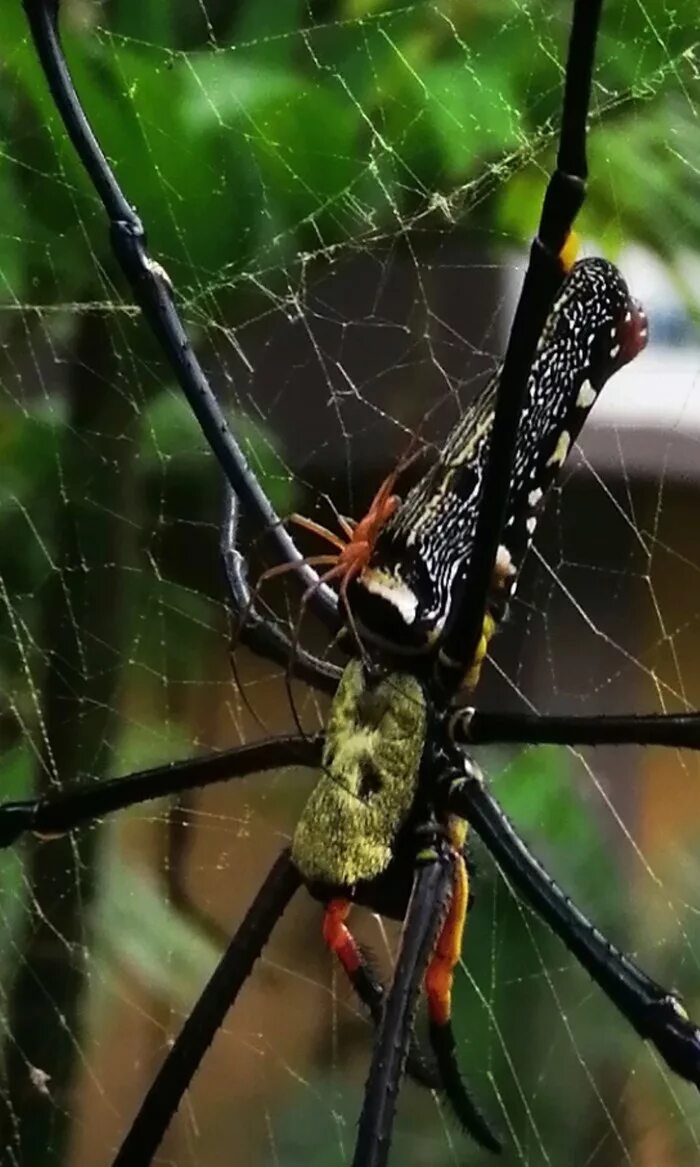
[[2, 0, 700, 1164]]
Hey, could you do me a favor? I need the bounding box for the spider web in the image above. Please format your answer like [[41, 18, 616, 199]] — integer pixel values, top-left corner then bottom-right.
[[2, 1, 700, 1164]]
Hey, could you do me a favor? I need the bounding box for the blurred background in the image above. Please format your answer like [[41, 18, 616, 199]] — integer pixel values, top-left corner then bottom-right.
[[2, 0, 700, 1164]]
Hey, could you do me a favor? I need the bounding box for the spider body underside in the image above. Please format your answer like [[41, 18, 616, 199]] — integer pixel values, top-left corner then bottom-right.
[[11, 0, 700, 1165]]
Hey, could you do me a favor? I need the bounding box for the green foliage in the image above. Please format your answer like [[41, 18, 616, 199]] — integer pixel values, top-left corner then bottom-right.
[[3, 0, 699, 327]]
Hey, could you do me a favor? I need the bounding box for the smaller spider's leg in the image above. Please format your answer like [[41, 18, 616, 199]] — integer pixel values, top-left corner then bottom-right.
[[282, 562, 350, 738], [0, 735, 322, 850], [289, 513, 347, 551], [352, 849, 452, 1167], [456, 708, 700, 751], [111, 850, 301, 1167], [322, 899, 439, 1091], [425, 840, 502, 1153], [339, 570, 369, 659], [221, 490, 341, 695], [236, 551, 339, 729], [446, 755, 700, 1092], [23, 0, 339, 631]]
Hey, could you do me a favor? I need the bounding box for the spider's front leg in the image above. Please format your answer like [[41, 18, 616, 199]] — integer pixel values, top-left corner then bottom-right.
[[23, 0, 340, 651]]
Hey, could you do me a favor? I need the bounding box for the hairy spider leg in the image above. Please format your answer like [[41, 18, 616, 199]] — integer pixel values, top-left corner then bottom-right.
[[424, 827, 501, 1152], [221, 488, 341, 694], [456, 708, 700, 750], [110, 851, 301, 1167], [322, 899, 441, 1092], [436, 0, 604, 690], [0, 736, 323, 849], [447, 760, 700, 1091], [324, 898, 384, 1021], [22, 0, 340, 635], [231, 552, 339, 739], [4, 707, 700, 855], [232, 471, 400, 739], [353, 852, 453, 1167]]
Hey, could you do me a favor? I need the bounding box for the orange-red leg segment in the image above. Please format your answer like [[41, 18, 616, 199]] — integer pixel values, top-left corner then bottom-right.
[[323, 898, 362, 976], [425, 851, 469, 1026], [424, 847, 501, 1151]]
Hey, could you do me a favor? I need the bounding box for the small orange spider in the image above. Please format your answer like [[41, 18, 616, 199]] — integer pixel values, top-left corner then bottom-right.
[[291, 467, 401, 600], [245, 454, 412, 657]]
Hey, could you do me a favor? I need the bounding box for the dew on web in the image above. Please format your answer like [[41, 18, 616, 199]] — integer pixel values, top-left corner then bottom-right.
[[2, 1, 700, 1165]]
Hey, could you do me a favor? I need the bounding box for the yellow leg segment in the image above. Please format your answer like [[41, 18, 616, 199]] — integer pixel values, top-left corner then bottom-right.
[[425, 850, 469, 1027]]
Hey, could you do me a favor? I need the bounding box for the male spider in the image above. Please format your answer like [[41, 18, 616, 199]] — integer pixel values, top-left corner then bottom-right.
[[11, 0, 700, 1164]]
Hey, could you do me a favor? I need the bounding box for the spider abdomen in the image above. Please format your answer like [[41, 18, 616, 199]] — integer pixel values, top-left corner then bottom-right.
[[351, 257, 647, 659]]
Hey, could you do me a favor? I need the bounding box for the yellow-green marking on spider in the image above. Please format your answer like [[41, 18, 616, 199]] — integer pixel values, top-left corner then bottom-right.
[[292, 659, 426, 887]]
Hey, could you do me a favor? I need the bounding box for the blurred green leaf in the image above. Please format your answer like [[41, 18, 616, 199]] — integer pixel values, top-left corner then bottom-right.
[[95, 838, 222, 1003]]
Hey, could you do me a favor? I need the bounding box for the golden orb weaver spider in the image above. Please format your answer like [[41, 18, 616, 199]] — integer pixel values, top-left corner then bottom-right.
[[6, 1, 700, 1165]]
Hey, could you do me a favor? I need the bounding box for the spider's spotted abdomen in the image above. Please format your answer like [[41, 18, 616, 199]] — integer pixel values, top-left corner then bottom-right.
[[351, 257, 647, 656], [291, 659, 426, 888]]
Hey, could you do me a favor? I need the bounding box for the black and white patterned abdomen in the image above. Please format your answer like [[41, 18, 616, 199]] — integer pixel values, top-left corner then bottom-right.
[[350, 257, 647, 652]]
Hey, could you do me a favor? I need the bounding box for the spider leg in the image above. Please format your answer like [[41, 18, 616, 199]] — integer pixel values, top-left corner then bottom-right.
[[279, 561, 350, 738], [289, 512, 347, 550], [322, 899, 440, 1092], [110, 850, 301, 1167], [447, 756, 700, 1090], [23, 0, 338, 631], [455, 708, 700, 750], [221, 489, 341, 695], [0, 734, 323, 849], [425, 846, 502, 1153], [437, 0, 604, 688], [352, 850, 452, 1167]]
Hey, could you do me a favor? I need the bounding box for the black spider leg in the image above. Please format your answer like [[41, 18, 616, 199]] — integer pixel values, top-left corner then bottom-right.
[[333, 937, 443, 1093], [23, 0, 338, 632], [0, 734, 323, 849], [446, 755, 700, 1089], [457, 708, 700, 750], [352, 848, 453, 1167], [0, 730, 439, 1097], [427, 1015, 501, 1154], [436, 0, 603, 690], [221, 487, 341, 695], [111, 849, 301, 1167]]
